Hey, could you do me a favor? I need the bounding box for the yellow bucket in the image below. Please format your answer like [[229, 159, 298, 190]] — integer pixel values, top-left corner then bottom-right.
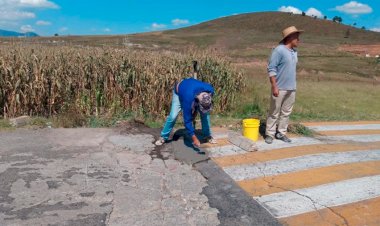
[[242, 119, 260, 141]]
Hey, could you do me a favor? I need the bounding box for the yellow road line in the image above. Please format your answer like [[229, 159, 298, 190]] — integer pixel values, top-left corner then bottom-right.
[[201, 138, 230, 148], [213, 142, 380, 168], [280, 196, 380, 226], [238, 161, 380, 197]]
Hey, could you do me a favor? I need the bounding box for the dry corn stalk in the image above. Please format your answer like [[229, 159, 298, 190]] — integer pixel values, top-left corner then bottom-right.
[[0, 44, 244, 119]]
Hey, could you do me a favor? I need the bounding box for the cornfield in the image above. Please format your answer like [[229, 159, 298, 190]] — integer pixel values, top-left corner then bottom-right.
[[0, 44, 244, 120]]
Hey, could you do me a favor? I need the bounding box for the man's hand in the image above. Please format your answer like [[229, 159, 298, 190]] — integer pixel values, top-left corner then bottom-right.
[[272, 85, 279, 97], [269, 76, 279, 97], [192, 135, 201, 148]]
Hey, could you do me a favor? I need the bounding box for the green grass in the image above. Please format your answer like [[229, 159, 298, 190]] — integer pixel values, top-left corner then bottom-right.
[[242, 78, 380, 122], [0, 119, 12, 129], [288, 123, 315, 137]]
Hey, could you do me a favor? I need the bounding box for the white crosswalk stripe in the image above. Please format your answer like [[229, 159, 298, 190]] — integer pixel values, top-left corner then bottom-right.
[[223, 149, 380, 181], [255, 175, 380, 218]]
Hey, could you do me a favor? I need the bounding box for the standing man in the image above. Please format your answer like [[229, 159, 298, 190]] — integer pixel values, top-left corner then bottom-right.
[[155, 78, 216, 148], [265, 26, 303, 144]]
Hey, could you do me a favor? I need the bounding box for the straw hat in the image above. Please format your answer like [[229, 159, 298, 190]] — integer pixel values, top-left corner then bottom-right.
[[280, 26, 304, 44]]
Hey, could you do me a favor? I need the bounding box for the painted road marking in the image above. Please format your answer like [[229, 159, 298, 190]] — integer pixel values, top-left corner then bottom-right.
[[206, 145, 247, 158], [238, 160, 380, 196], [318, 129, 380, 136], [223, 149, 380, 181], [280, 196, 380, 226], [327, 134, 380, 143], [255, 175, 380, 218], [207, 122, 380, 225], [213, 142, 380, 168], [308, 124, 380, 132], [302, 121, 380, 126], [256, 137, 324, 151]]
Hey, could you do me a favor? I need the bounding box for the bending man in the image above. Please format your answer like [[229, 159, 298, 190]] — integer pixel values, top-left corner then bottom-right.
[[155, 78, 216, 147]]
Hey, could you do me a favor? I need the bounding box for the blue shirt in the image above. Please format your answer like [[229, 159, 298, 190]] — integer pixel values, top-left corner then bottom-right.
[[267, 45, 298, 90], [177, 78, 214, 136]]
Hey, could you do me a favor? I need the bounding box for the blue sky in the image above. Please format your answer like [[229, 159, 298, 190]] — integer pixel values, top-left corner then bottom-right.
[[0, 0, 379, 36]]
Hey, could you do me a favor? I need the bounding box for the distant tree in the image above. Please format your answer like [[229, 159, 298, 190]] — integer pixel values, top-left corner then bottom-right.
[[361, 26, 366, 30], [333, 16, 343, 23], [344, 29, 350, 38], [324, 16, 327, 20], [302, 12, 306, 16], [54, 33, 59, 36], [353, 23, 357, 26], [314, 16, 317, 20]]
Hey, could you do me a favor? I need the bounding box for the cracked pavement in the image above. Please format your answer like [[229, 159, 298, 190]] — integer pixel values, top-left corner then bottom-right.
[[255, 158, 349, 226], [0, 128, 220, 226]]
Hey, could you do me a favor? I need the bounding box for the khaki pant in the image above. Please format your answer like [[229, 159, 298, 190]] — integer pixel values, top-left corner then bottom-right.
[[266, 90, 296, 137]]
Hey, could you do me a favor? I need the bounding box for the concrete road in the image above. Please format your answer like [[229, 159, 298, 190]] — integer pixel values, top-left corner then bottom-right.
[[209, 121, 380, 226], [0, 127, 222, 226]]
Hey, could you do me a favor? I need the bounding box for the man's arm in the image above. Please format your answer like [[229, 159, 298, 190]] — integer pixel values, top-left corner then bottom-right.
[[267, 48, 281, 97], [183, 105, 201, 147]]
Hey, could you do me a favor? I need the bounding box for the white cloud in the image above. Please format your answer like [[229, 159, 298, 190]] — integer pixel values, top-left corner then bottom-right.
[[371, 28, 380, 32], [306, 8, 323, 18], [19, 0, 58, 8], [335, 1, 372, 15], [279, 6, 324, 18], [279, 6, 302, 14], [0, 0, 58, 30], [171, 19, 189, 26], [0, 10, 35, 20], [20, 24, 34, 32], [59, 27, 68, 32], [150, 23, 167, 31], [0, 0, 58, 9], [104, 28, 111, 32], [36, 20, 51, 26]]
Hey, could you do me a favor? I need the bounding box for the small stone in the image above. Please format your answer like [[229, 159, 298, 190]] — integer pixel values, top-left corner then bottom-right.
[[9, 116, 31, 127], [228, 132, 258, 152]]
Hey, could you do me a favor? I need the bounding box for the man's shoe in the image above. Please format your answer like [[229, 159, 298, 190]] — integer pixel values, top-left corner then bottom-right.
[[155, 137, 166, 146], [207, 136, 218, 144], [265, 136, 273, 144], [276, 133, 292, 143]]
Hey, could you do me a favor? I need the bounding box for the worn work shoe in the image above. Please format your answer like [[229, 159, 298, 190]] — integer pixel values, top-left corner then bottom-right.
[[203, 136, 218, 144], [276, 133, 292, 143], [265, 136, 274, 144], [208, 137, 218, 144], [155, 137, 166, 146]]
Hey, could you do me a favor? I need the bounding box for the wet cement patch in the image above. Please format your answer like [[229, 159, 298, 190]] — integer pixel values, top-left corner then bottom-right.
[[194, 161, 281, 226], [170, 140, 209, 165]]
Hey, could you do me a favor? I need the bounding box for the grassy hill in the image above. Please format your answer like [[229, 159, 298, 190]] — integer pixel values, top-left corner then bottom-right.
[[2, 12, 379, 49], [165, 12, 380, 46]]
